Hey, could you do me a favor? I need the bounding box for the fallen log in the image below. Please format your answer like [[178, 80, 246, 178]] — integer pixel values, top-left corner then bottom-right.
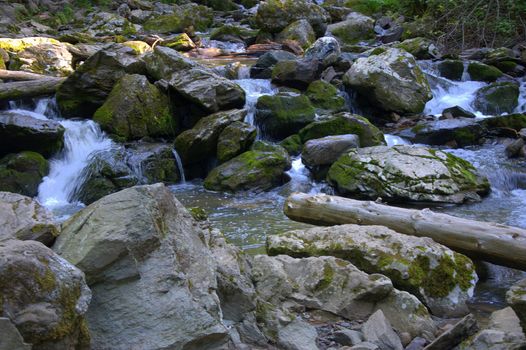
[[284, 192, 526, 271], [0, 77, 65, 101], [0, 69, 53, 81]]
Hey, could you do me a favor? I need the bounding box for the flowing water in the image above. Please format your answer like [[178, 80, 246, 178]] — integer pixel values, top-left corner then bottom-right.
[[234, 78, 278, 127]]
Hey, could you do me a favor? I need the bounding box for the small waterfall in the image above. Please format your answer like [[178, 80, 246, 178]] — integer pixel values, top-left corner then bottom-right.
[[171, 149, 186, 183], [384, 134, 411, 147], [516, 77, 526, 113], [234, 79, 278, 127]]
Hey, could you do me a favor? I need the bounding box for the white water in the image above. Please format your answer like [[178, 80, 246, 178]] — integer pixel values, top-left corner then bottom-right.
[[384, 134, 411, 147], [234, 79, 278, 127], [171, 149, 186, 183]]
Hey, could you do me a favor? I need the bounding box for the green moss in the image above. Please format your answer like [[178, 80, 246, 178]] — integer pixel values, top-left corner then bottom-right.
[[467, 62, 503, 82], [280, 134, 303, 156], [188, 207, 208, 221], [480, 113, 526, 131], [306, 80, 347, 113], [315, 263, 335, 291], [452, 128, 478, 146]]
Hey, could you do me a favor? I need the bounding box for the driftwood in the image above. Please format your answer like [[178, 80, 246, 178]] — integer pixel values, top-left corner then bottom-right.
[[0, 77, 65, 101], [284, 192, 526, 271], [424, 314, 478, 350], [0, 69, 54, 81]]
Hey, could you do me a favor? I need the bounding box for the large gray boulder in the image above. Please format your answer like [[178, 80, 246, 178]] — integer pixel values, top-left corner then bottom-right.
[[250, 50, 297, 79], [0, 192, 58, 246], [400, 118, 484, 147], [0, 239, 91, 349], [302, 134, 360, 168], [343, 48, 432, 114], [142, 46, 199, 80], [53, 184, 230, 349], [304, 36, 341, 67], [276, 19, 316, 50], [507, 278, 526, 334], [327, 145, 490, 204], [267, 224, 478, 317], [10, 42, 73, 77], [327, 12, 375, 45]]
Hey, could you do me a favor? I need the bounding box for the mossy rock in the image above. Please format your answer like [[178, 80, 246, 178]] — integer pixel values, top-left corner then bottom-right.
[[395, 37, 440, 59], [0, 53, 5, 70], [299, 112, 385, 147], [473, 82, 519, 115], [217, 121, 257, 163], [437, 59, 464, 81], [93, 74, 176, 141], [122, 41, 152, 54], [0, 151, 49, 197], [327, 12, 374, 45], [162, 33, 196, 52], [194, 0, 238, 10], [0, 37, 60, 52], [210, 25, 258, 43], [479, 113, 526, 131], [306, 80, 347, 114], [467, 62, 503, 82], [280, 134, 303, 156], [276, 19, 316, 49], [143, 4, 213, 34]]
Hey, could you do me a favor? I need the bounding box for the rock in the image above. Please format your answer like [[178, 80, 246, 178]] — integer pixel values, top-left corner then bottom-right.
[[473, 82, 520, 115], [479, 113, 526, 132], [255, 0, 330, 37], [0, 111, 64, 158], [304, 36, 341, 67], [125, 143, 183, 185], [204, 141, 291, 192], [56, 45, 146, 118], [10, 43, 73, 77], [0, 151, 49, 197], [302, 134, 359, 169], [469, 307, 526, 347], [255, 93, 316, 140], [267, 224, 478, 317], [424, 314, 478, 350], [86, 12, 137, 37], [272, 58, 323, 89], [520, 128, 526, 139], [350, 342, 380, 350], [276, 20, 316, 50], [334, 329, 364, 346], [174, 109, 247, 165], [506, 138, 525, 158], [122, 40, 152, 54], [306, 80, 347, 114], [142, 46, 198, 81], [467, 61, 504, 82], [343, 48, 432, 114], [362, 310, 403, 350], [161, 33, 196, 52], [0, 318, 31, 350], [277, 318, 319, 350], [210, 25, 258, 44], [507, 278, 526, 334], [143, 3, 213, 33], [328, 12, 375, 45], [0, 191, 58, 246], [0, 37, 61, 52], [437, 60, 465, 81], [93, 74, 175, 141], [217, 121, 257, 163], [250, 50, 297, 79], [395, 37, 440, 59], [375, 17, 403, 44], [53, 184, 230, 349], [0, 239, 91, 349], [401, 118, 484, 147], [280, 134, 303, 156], [442, 106, 476, 119], [327, 145, 490, 204], [298, 113, 385, 147], [404, 337, 427, 350]]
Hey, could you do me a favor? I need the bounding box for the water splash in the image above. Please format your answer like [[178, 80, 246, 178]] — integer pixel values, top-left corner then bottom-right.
[[384, 134, 411, 147], [172, 149, 186, 183], [234, 78, 278, 127]]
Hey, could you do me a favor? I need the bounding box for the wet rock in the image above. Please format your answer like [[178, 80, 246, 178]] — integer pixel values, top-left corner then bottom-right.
[[0, 151, 49, 198], [401, 118, 483, 147], [473, 82, 520, 115], [304, 36, 341, 67], [142, 46, 198, 80], [0, 191, 58, 246], [143, 3, 213, 34], [404, 337, 427, 350], [507, 278, 526, 334], [280, 134, 303, 156], [210, 25, 258, 45], [268, 223, 477, 317], [362, 310, 403, 350], [276, 19, 316, 50], [126, 143, 182, 185], [467, 61, 504, 82], [302, 134, 359, 177], [10, 43, 73, 77], [479, 113, 526, 132], [0, 318, 31, 350], [54, 184, 230, 349], [0, 111, 64, 158], [424, 314, 478, 350], [255, 93, 316, 140], [350, 342, 380, 350], [506, 138, 525, 158], [272, 58, 324, 89], [217, 121, 257, 163], [343, 48, 432, 114], [442, 106, 476, 119], [56, 45, 146, 118], [375, 17, 403, 44], [161, 33, 196, 52], [334, 329, 364, 346], [174, 109, 246, 165], [395, 37, 440, 59], [204, 141, 291, 192], [306, 80, 347, 114], [278, 318, 318, 350], [250, 50, 297, 79], [327, 145, 490, 204], [0, 239, 91, 349], [328, 12, 375, 45], [437, 60, 465, 81]]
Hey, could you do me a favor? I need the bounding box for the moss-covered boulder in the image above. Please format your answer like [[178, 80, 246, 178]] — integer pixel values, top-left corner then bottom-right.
[[506, 279, 526, 334], [161, 33, 196, 52], [267, 224, 478, 317], [279, 134, 303, 156], [401, 118, 484, 147], [9, 43, 73, 77], [0, 151, 49, 197], [210, 25, 258, 44], [473, 82, 520, 115], [204, 141, 291, 192], [255, 93, 316, 140], [0, 37, 60, 52], [299, 112, 385, 147], [250, 50, 297, 79], [327, 145, 490, 203], [437, 59, 465, 81], [306, 80, 347, 114], [93, 74, 176, 141], [217, 121, 257, 163], [0, 239, 91, 349], [327, 12, 375, 45], [467, 61, 504, 82], [0, 111, 64, 158], [255, 0, 330, 37], [143, 3, 213, 34], [343, 48, 432, 114], [174, 109, 246, 165], [479, 113, 526, 131], [395, 37, 440, 59], [56, 45, 146, 118], [271, 58, 323, 89], [276, 19, 316, 50], [122, 41, 152, 54]]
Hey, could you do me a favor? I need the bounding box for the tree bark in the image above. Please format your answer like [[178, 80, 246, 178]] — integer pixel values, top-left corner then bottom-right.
[[284, 192, 526, 271], [0, 77, 65, 101], [0, 69, 53, 81]]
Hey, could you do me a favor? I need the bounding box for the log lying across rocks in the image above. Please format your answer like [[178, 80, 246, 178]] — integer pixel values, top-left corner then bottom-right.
[[0, 77, 65, 101], [0, 69, 52, 81], [284, 192, 526, 271]]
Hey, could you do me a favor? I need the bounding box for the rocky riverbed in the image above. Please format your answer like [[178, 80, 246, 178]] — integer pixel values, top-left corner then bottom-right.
[[1, 0, 526, 349]]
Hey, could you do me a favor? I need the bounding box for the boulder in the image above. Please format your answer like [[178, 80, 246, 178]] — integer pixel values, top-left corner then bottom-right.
[[56, 45, 146, 118], [204, 141, 291, 192], [142, 3, 213, 33], [479, 113, 526, 131], [507, 278, 526, 334], [93, 74, 176, 141], [255, 93, 316, 140], [473, 82, 520, 115], [506, 138, 525, 158], [0, 191, 58, 246], [161, 33, 196, 52], [10, 43, 73, 77], [209, 25, 258, 44], [267, 224, 478, 317], [255, 0, 330, 37], [467, 61, 504, 82], [125, 143, 183, 185], [302, 134, 359, 169], [0, 111, 64, 158], [327, 12, 375, 45], [375, 17, 403, 44], [401, 118, 484, 147], [217, 121, 257, 163], [277, 319, 318, 350], [437, 59, 465, 81], [280, 134, 303, 156], [142, 46, 198, 81], [0, 37, 61, 52], [299, 113, 385, 147], [362, 310, 403, 350], [250, 50, 297, 79], [271, 58, 323, 89], [305, 80, 347, 114], [0, 318, 31, 350], [85, 12, 137, 37], [343, 48, 432, 114], [395, 37, 440, 59], [304, 36, 341, 67], [0, 151, 49, 197], [122, 41, 152, 55], [442, 106, 476, 119], [0, 239, 91, 349], [276, 20, 316, 50], [327, 145, 490, 204], [174, 109, 247, 165], [53, 184, 230, 349]]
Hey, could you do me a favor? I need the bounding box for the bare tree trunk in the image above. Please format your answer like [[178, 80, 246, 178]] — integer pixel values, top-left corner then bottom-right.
[[0, 69, 55, 81], [0, 77, 65, 101], [284, 192, 526, 271]]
